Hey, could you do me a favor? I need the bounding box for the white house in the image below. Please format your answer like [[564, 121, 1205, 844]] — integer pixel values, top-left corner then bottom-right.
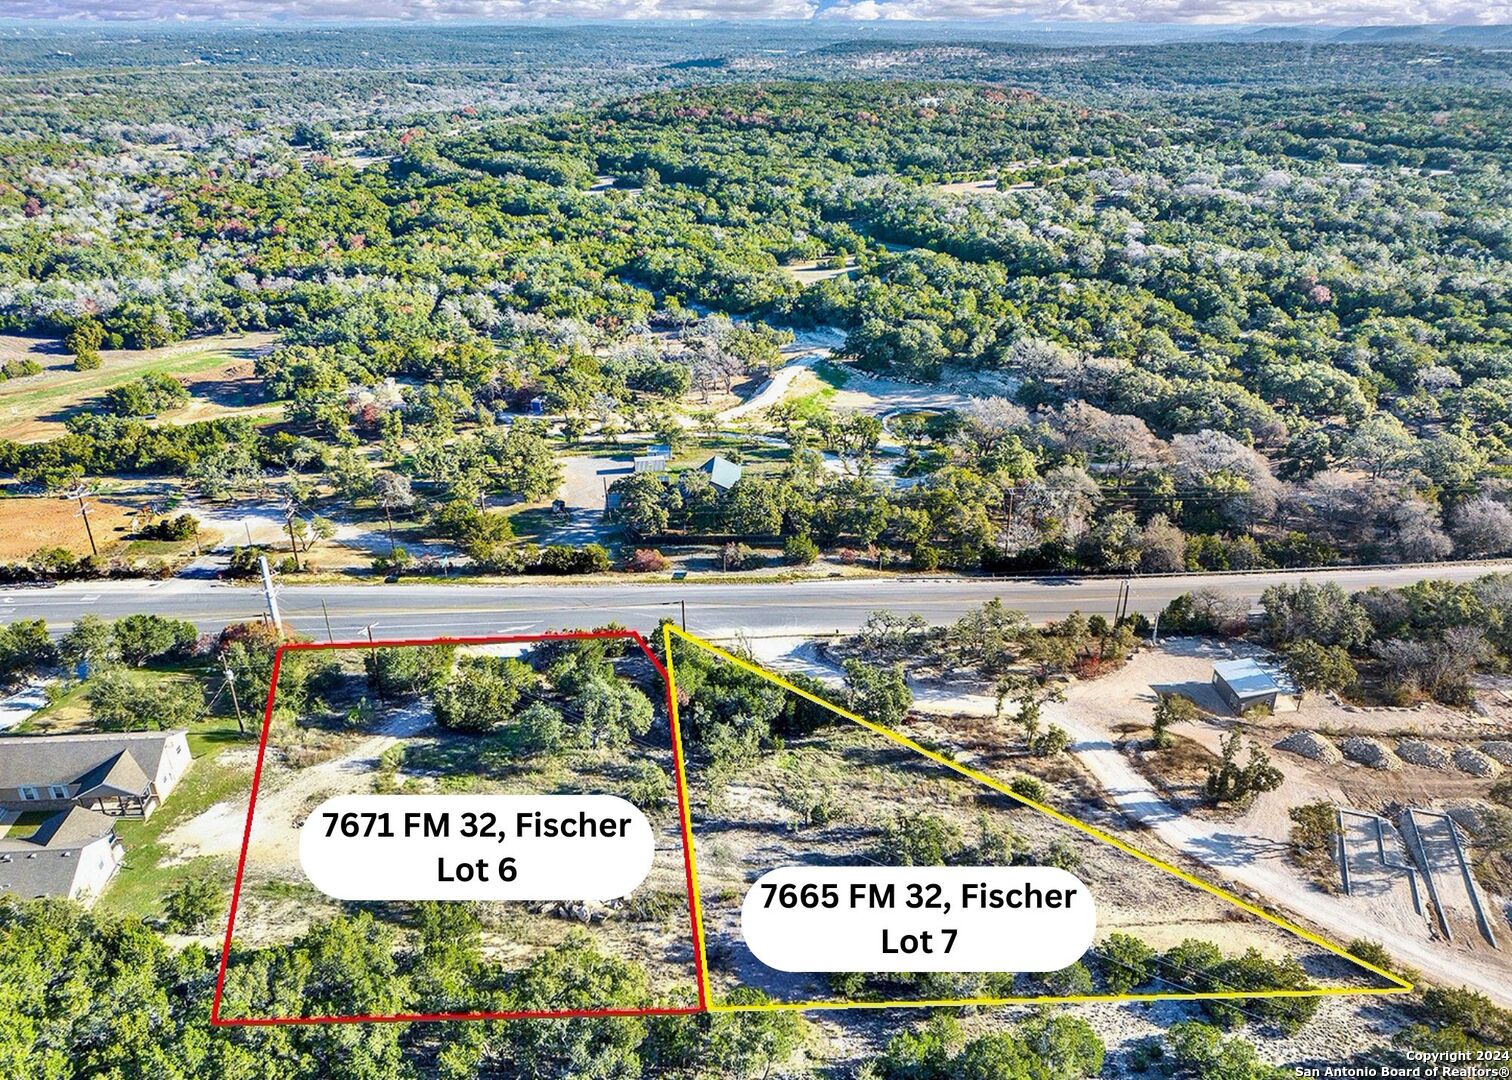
[[0, 806, 125, 903]]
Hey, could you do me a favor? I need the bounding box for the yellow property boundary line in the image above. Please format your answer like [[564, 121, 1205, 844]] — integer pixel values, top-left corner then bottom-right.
[[661, 624, 1413, 1014]]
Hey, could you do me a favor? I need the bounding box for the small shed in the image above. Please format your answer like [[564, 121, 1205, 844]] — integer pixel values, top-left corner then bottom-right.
[[699, 455, 743, 492], [634, 455, 669, 475], [1211, 658, 1294, 714], [646, 443, 673, 458]]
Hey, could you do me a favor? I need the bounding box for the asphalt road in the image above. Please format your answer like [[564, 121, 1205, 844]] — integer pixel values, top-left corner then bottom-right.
[[4, 561, 1508, 642]]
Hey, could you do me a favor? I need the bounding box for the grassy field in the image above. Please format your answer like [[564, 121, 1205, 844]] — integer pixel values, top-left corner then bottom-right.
[[0, 330, 277, 442]]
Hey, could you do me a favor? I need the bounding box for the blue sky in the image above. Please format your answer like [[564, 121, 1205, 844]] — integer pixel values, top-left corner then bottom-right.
[[4, 1, 1509, 26]]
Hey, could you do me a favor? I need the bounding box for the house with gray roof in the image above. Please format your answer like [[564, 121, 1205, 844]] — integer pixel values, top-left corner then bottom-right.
[[0, 730, 192, 819], [0, 806, 124, 902]]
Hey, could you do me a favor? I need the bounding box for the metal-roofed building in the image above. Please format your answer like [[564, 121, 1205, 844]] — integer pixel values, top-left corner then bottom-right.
[[699, 455, 743, 492], [1211, 658, 1295, 714]]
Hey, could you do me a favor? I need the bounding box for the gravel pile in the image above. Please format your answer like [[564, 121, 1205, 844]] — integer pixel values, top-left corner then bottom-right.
[[1395, 738, 1451, 770], [1341, 736, 1401, 771], [1480, 740, 1512, 767], [1275, 730, 1343, 764], [1452, 747, 1503, 778]]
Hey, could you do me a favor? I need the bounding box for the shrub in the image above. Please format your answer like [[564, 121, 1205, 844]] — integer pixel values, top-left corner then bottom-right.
[[877, 810, 962, 867], [1007, 774, 1046, 803], [137, 514, 199, 541], [434, 656, 536, 733], [226, 545, 270, 579], [536, 543, 611, 575], [1029, 723, 1072, 757], [364, 646, 455, 699], [627, 761, 672, 815], [162, 877, 225, 933], [1287, 801, 1341, 880], [1100, 932, 1155, 994], [720, 542, 763, 571], [625, 548, 670, 573], [516, 701, 566, 754], [783, 534, 819, 565]]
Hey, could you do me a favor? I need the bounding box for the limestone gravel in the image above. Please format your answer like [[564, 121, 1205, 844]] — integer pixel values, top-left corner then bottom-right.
[[1341, 736, 1401, 771], [1274, 730, 1343, 764], [1452, 747, 1503, 777], [1395, 738, 1451, 770]]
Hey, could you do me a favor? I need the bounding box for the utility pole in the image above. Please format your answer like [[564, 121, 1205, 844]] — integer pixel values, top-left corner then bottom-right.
[[221, 656, 245, 735], [364, 623, 384, 704], [259, 555, 283, 635], [73, 491, 98, 556], [284, 512, 301, 572], [320, 599, 336, 643]]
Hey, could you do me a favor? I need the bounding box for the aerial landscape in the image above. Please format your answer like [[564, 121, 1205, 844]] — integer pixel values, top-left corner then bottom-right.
[[0, 6, 1510, 1079]]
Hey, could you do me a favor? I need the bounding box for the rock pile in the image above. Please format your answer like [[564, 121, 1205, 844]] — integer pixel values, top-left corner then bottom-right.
[[1341, 736, 1401, 771], [1275, 730, 1343, 764], [1480, 740, 1512, 767], [1395, 738, 1450, 770], [1452, 747, 1503, 778]]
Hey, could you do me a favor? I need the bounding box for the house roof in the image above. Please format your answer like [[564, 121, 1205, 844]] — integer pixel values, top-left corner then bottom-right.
[[75, 752, 151, 799], [0, 808, 116, 898], [1212, 658, 1281, 698], [0, 730, 186, 793], [699, 455, 743, 490]]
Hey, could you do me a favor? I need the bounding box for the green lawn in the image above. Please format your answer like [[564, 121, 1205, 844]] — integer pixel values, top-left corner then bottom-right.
[[815, 359, 851, 389]]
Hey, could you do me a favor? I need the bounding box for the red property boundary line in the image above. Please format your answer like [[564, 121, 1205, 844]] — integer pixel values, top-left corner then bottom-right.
[[208, 629, 709, 1026]]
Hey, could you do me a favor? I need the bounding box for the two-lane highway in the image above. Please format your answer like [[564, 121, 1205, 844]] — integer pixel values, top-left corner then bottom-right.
[[4, 561, 1507, 641]]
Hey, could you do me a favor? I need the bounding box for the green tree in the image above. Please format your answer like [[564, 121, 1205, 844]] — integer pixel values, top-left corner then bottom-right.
[[1018, 1014, 1104, 1078], [162, 876, 225, 933], [112, 614, 199, 665], [58, 613, 119, 671], [843, 657, 912, 727], [365, 645, 456, 699], [1204, 729, 1284, 805], [1151, 692, 1197, 749], [433, 655, 536, 733], [1281, 640, 1358, 701], [877, 810, 962, 867], [491, 420, 562, 502], [87, 671, 202, 731], [1100, 932, 1155, 994], [66, 318, 105, 370]]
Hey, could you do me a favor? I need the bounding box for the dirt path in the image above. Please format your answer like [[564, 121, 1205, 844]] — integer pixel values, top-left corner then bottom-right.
[[164, 703, 432, 871], [718, 352, 823, 421]]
